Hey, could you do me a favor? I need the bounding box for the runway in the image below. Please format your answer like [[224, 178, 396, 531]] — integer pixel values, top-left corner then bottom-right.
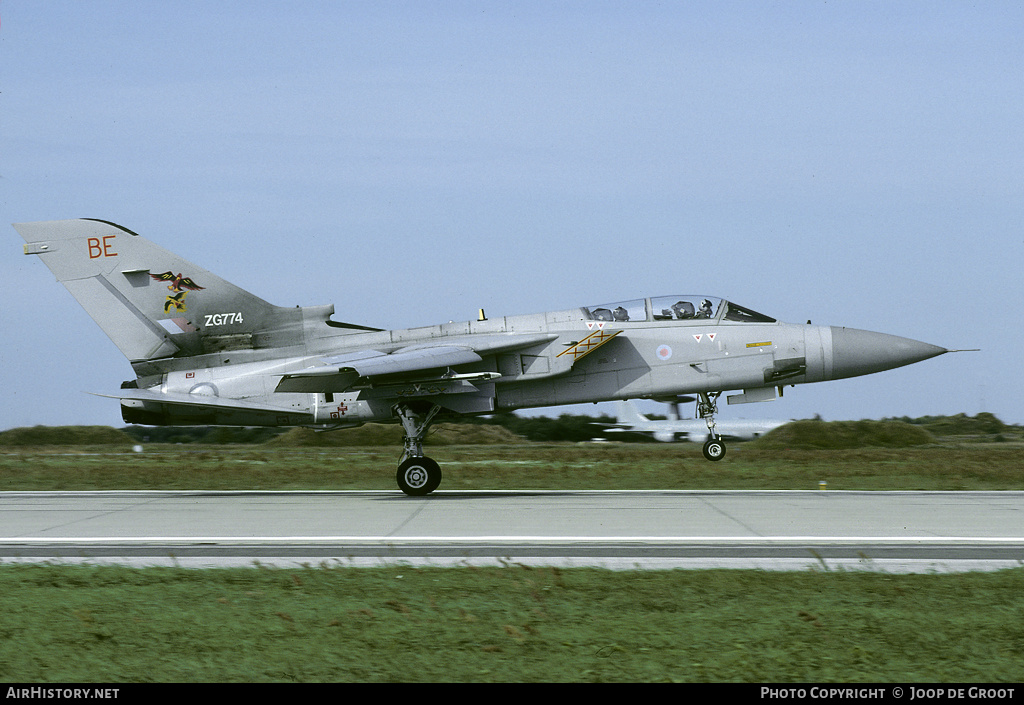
[[0, 490, 1021, 572]]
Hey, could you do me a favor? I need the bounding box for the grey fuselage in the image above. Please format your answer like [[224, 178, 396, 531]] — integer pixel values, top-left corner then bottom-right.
[[121, 297, 942, 428]]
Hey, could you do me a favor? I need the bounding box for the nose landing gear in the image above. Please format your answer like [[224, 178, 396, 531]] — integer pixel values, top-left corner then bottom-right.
[[702, 437, 727, 461], [697, 392, 727, 462]]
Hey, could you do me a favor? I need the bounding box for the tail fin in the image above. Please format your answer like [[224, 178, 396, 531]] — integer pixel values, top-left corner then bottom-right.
[[615, 400, 649, 425], [15, 219, 307, 362]]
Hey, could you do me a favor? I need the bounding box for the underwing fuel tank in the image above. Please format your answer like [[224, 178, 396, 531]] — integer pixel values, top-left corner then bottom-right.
[[825, 327, 947, 381]]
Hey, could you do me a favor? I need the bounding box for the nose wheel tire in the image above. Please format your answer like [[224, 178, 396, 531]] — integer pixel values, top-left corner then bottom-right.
[[397, 457, 442, 496], [702, 438, 726, 462]]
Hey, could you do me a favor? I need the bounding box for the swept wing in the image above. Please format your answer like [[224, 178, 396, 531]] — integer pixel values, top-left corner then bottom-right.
[[274, 333, 557, 393]]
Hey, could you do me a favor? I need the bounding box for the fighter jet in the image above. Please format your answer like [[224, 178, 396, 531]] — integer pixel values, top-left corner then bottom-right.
[[15, 218, 952, 495], [607, 400, 787, 443]]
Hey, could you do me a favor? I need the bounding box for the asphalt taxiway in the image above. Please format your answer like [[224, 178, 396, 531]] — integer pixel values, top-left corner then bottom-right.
[[0, 490, 1021, 572]]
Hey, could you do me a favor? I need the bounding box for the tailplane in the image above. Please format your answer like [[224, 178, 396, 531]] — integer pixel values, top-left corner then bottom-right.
[[15, 219, 310, 362]]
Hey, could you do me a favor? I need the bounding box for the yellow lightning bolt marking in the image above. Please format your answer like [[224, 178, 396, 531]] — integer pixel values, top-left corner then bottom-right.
[[557, 329, 621, 361]]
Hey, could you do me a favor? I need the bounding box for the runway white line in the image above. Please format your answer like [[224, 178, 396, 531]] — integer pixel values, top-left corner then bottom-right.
[[2, 490, 1019, 571]]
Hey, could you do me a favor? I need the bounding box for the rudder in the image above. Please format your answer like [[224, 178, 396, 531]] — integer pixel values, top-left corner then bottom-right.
[[615, 400, 650, 425]]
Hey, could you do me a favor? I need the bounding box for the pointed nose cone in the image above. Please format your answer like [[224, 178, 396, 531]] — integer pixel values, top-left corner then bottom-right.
[[829, 327, 947, 381]]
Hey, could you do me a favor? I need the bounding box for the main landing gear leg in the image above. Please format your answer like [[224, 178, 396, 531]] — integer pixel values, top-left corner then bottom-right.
[[393, 403, 443, 496], [697, 392, 727, 462]]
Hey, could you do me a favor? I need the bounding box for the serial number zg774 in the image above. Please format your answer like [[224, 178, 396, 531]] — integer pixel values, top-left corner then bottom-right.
[[204, 312, 244, 326]]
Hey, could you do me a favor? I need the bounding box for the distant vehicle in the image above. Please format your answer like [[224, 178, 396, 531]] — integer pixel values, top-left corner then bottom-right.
[[16, 218, 951, 494], [607, 400, 787, 443]]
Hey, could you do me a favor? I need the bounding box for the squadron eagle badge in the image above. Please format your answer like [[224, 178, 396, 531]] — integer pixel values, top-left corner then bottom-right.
[[150, 271, 205, 313]]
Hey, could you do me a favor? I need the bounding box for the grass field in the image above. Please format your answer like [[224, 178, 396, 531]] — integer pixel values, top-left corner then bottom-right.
[[2, 441, 1022, 492], [0, 564, 1021, 682], [1, 434, 1022, 682]]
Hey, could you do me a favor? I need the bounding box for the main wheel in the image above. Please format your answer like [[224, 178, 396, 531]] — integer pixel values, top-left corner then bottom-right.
[[396, 457, 442, 496], [702, 438, 726, 462]]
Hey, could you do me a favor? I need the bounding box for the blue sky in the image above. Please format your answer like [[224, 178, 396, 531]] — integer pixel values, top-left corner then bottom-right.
[[3, 1, 1022, 429]]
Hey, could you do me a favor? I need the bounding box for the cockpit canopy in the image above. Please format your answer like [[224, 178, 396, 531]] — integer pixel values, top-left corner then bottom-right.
[[584, 296, 775, 324]]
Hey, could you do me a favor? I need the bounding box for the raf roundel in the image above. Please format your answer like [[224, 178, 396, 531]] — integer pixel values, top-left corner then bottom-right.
[[656, 344, 672, 361]]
